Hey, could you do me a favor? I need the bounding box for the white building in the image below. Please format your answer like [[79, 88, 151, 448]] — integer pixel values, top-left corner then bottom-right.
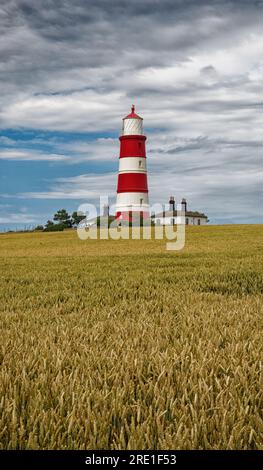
[[152, 198, 208, 226]]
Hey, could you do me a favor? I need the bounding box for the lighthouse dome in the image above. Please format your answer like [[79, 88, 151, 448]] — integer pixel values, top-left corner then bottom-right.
[[122, 105, 143, 136]]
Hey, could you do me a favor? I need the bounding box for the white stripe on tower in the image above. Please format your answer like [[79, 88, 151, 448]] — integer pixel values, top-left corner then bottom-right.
[[118, 157, 147, 173]]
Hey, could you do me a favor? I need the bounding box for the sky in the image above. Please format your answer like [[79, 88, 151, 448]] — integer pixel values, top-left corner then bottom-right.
[[0, 0, 263, 230]]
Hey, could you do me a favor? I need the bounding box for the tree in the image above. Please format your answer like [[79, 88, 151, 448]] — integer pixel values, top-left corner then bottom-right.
[[44, 220, 65, 232], [34, 225, 44, 231], [45, 220, 54, 229], [71, 211, 86, 226], [53, 209, 72, 228]]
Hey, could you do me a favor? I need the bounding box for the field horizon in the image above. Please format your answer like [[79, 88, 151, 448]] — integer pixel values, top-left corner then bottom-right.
[[0, 225, 262, 449]]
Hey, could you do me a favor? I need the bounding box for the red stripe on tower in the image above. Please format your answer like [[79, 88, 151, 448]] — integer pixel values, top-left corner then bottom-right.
[[119, 135, 146, 158], [115, 105, 150, 221], [117, 173, 148, 193]]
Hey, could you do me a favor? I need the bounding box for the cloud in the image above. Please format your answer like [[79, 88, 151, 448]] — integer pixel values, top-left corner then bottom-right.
[[0, 149, 69, 161], [60, 137, 119, 162], [0, 212, 40, 224], [16, 173, 116, 200], [1, 0, 263, 133]]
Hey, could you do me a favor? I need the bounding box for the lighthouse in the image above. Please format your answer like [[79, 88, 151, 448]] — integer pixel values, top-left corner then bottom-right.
[[115, 105, 149, 222]]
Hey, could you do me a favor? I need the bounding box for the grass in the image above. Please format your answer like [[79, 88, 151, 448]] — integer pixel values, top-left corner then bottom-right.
[[0, 225, 263, 449]]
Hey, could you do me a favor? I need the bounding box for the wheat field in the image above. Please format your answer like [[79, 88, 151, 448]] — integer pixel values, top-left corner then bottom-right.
[[0, 225, 263, 449]]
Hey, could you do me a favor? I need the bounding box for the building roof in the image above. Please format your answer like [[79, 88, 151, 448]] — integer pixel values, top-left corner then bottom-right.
[[153, 210, 208, 219], [123, 105, 142, 120]]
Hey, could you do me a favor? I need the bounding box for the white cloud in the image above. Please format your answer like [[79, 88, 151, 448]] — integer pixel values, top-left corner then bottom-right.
[[0, 149, 70, 161], [0, 212, 40, 224], [17, 173, 116, 199], [62, 137, 119, 162]]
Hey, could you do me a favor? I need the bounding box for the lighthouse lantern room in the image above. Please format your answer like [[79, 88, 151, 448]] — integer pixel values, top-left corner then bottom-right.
[[115, 105, 150, 221]]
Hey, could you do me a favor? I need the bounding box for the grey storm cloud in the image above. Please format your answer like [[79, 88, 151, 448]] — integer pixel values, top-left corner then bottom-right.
[[1, 0, 262, 93], [0, 0, 263, 223]]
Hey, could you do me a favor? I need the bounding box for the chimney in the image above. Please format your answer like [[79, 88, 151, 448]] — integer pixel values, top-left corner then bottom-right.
[[169, 196, 175, 212], [181, 198, 187, 213]]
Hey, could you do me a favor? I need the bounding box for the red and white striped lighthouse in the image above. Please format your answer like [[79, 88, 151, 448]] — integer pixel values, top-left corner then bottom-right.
[[115, 105, 149, 221]]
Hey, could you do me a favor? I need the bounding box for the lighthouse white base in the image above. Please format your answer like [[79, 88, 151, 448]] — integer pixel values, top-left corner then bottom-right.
[[115, 192, 150, 220], [115, 192, 149, 213]]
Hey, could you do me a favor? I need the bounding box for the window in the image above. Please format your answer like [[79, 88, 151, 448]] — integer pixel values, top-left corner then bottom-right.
[[186, 218, 189, 225], [140, 198, 143, 205], [198, 219, 200, 225], [139, 160, 142, 168]]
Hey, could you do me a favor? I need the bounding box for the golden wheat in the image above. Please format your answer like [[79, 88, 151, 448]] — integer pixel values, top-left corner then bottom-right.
[[0, 225, 263, 449]]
